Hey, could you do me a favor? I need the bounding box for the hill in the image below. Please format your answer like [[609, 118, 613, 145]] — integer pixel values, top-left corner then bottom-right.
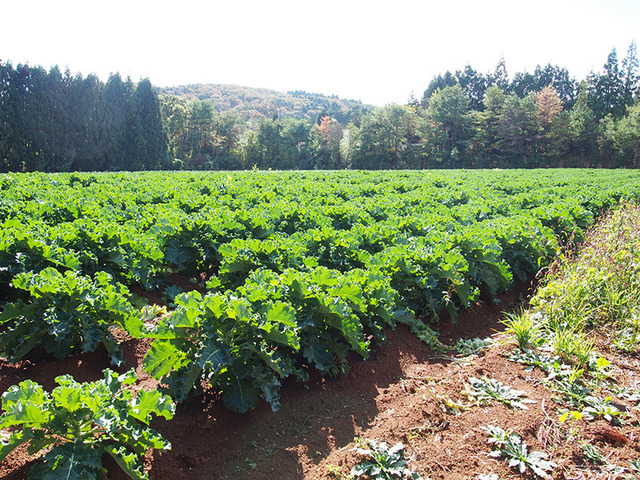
[[155, 83, 371, 124]]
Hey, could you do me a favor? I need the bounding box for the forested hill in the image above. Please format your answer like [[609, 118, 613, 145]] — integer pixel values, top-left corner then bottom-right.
[[155, 84, 370, 124]]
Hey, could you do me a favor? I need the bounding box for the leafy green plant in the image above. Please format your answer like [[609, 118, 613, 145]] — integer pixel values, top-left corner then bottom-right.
[[0, 369, 174, 480], [582, 443, 606, 465], [453, 337, 493, 357], [582, 395, 622, 422], [481, 425, 556, 479], [464, 377, 534, 409], [351, 439, 422, 480], [0, 268, 141, 365]]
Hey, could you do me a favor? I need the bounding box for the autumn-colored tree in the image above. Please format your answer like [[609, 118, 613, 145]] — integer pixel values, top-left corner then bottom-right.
[[534, 85, 564, 132], [312, 115, 344, 169]]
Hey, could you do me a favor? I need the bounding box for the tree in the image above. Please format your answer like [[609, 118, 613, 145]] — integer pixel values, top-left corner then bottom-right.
[[610, 103, 640, 167], [101, 73, 134, 171], [489, 56, 509, 92], [348, 105, 425, 169], [534, 85, 564, 132], [426, 85, 471, 168], [456, 65, 488, 110], [311, 115, 344, 169], [621, 40, 639, 107], [568, 82, 597, 166], [471, 85, 505, 167], [123, 79, 167, 170], [588, 47, 627, 119], [511, 64, 576, 107], [0, 62, 34, 171], [422, 71, 457, 106], [497, 94, 541, 166]]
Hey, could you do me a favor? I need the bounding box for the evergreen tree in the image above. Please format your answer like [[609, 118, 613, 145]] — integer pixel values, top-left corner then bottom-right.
[[123, 79, 167, 170]]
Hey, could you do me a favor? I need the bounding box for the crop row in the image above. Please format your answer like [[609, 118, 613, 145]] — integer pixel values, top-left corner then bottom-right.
[[1, 169, 640, 412]]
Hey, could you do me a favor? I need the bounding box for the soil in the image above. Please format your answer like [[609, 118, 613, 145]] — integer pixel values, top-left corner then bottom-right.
[[2, 281, 640, 480]]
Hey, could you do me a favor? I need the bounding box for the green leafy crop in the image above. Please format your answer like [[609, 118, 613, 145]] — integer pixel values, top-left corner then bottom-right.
[[0, 268, 141, 365], [0, 369, 174, 480]]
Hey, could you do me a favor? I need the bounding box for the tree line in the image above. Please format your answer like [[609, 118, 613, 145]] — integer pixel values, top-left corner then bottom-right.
[[1, 42, 639, 172], [0, 64, 167, 172]]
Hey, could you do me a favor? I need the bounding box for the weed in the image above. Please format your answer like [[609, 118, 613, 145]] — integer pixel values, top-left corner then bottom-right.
[[582, 395, 622, 422], [328, 464, 353, 480], [351, 439, 422, 480], [481, 425, 556, 479], [503, 311, 540, 351], [477, 475, 499, 480], [582, 443, 606, 465], [453, 337, 493, 357], [549, 327, 594, 368], [464, 377, 534, 409]]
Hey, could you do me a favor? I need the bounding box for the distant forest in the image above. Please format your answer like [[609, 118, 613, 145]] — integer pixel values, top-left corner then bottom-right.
[[1, 42, 639, 172]]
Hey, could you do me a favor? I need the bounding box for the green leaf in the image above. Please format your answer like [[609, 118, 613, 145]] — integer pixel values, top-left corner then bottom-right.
[[129, 390, 175, 424], [221, 378, 260, 413], [105, 444, 148, 480], [196, 338, 232, 372], [264, 301, 296, 327], [30, 442, 102, 480], [1, 381, 51, 428], [143, 340, 189, 379], [302, 339, 334, 372]]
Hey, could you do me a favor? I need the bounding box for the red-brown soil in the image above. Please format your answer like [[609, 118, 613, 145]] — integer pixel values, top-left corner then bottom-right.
[[2, 283, 640, 480]]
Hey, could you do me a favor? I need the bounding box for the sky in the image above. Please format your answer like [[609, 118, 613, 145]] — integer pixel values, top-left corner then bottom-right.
[[2, 0, 639, 106]]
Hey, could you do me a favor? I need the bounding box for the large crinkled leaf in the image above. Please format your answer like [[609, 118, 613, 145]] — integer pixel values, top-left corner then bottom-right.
[[1, 381, 51, 428], [165, 240, 193, 269], [29, 442, 102, 480], [264, 301, 296, 327], [221, 378, 260, 413], [196, 338, 232, 372], [129, 390, 175, 424], [143, 341, 189, 379], [302, 339, 334, 372], [105, 444, 148, 480], [163, 364, 202, 403]]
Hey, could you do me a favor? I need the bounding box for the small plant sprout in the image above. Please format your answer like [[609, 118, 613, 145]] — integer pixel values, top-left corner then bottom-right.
[[464, 377, 535, 409], [351, 439, 422, 480], [481, 425, 556, 479]]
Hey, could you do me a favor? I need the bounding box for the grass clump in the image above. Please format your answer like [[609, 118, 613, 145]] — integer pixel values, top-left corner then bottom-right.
[[509, 202, 640, 365], [531, 201, 640, 356], [504, 202, 640, 430]]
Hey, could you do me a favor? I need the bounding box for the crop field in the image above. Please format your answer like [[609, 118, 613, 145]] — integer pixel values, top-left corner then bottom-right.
[[1, 168, 640, 479]]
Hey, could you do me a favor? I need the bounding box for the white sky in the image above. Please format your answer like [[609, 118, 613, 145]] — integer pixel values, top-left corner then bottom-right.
[[2, 0, 639, 106]]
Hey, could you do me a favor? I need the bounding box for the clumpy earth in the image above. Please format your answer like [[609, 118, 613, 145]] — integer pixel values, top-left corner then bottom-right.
[[1, 283, 639, 480]]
